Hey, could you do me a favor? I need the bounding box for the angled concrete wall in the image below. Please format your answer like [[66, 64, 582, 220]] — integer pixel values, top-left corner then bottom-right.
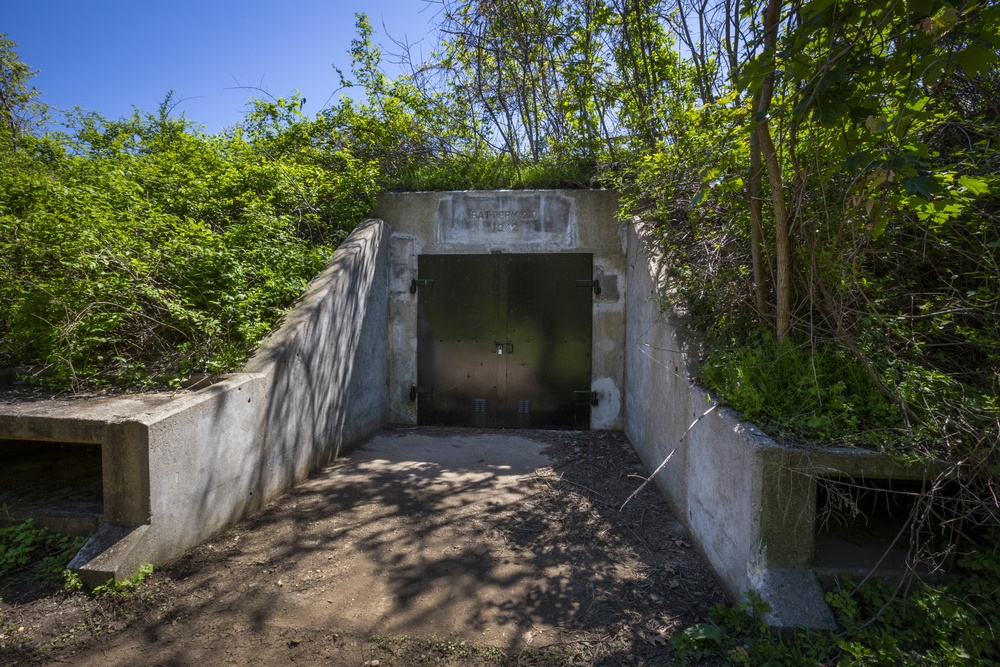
[[623, 222, 937, 628], [0, 219, 391, 583], [375, 190, 626, 430]]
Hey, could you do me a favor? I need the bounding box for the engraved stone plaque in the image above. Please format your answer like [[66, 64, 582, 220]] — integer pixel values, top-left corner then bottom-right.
[[435, 192, 575, 247]]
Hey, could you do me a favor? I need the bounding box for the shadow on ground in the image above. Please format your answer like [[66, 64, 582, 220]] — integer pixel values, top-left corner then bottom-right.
[[5, 427, 726, 666]]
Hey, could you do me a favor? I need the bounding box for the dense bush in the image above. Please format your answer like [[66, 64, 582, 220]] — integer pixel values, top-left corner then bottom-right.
[[0, 37, 382, 390], [0, 111, 349, 389]]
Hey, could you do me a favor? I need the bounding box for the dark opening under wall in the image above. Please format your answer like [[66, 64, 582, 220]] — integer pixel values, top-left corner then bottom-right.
[[812, 476, 970, 582], [0, 439, 102, 536]]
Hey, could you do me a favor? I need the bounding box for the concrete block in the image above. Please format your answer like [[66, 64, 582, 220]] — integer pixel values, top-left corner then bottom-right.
[[68, 523, 149, 587], [750, 568, 837, 630]]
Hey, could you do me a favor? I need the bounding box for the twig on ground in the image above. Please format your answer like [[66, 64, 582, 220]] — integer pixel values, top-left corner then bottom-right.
[[534, 470, 608, 501]]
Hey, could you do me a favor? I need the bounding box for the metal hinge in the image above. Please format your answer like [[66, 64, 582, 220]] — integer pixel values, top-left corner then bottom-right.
[[410, 385, 433, 401], [410, 278, 434, 294], [573, 390, 599, 406], [575, 279, 601, 296]]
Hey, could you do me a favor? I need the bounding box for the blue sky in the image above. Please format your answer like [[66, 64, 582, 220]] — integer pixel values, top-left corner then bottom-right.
[[5, 1, 441, 133]]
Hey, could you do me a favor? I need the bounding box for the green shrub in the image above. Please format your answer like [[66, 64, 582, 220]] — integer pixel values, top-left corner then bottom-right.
[[699, 331, 902, 445], [0, 103, 365, 390], [0, 518, 86, 583], [674, 542, 1000, 666]]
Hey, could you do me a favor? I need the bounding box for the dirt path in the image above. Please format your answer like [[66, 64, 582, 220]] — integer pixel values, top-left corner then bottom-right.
[[2, 428, 726, 666]]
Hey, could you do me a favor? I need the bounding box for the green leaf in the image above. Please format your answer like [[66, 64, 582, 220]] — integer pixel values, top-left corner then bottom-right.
[[802, 0, 837, 20], [684, 623, 724, 643], [957, 43, 998, 76], [864, 115, 890, 135], [902, 175, 943, 198], [815, 94, 848, 127], [844, 151, 875, 171], [689, 187, 708, 209], [958, 175, 990, 196], [702, 167, 723, 183], [871, 214, 888, 239], [908, 0, 935, 18]]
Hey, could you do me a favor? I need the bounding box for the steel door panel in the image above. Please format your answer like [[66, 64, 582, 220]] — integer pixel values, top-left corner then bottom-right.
[[504, 254, 592, 428], [417, 255, 500, 426], [416, 253, 593, 429]]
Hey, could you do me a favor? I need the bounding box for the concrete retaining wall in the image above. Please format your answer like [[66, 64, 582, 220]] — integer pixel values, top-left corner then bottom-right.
[[623, 223, 937, 628], [0, 219, 391, 583]]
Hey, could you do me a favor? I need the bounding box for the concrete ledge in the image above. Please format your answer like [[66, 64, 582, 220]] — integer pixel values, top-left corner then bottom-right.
[[0, 219, 391, 582], [67, 523, 149, 586]]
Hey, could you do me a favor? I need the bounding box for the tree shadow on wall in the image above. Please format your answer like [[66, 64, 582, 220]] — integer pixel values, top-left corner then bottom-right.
[[182, 221, 389, 554]]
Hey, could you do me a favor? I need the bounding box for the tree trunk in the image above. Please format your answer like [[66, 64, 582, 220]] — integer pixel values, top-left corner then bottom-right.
[[748, 105, 769, 320], [758, 122, 790, 343], [758, 0, 791, 344]]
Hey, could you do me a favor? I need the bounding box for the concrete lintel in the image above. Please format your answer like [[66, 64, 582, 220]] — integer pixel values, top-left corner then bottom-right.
[[0, 414, 107, 444], [0, 392, 183, 442], [795, 446, 949, 481]]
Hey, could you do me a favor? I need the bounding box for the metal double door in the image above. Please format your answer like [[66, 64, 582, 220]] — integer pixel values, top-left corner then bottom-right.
[[416, 253, 594, 429]]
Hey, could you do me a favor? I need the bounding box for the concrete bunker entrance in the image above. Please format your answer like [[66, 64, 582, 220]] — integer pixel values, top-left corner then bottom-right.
[[415, 252, 597, 429], [378, 190, 627, 432], [0, 192, 960, 630]]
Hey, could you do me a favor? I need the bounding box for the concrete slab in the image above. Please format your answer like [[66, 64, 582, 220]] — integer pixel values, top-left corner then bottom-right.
[[268, 430, 565, 645], [357, 430, 554, 476], [751, 568, 837, 630]]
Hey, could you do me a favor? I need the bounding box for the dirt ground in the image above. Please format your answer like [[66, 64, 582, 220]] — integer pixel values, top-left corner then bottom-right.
[[1, 427, 727, 666]]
